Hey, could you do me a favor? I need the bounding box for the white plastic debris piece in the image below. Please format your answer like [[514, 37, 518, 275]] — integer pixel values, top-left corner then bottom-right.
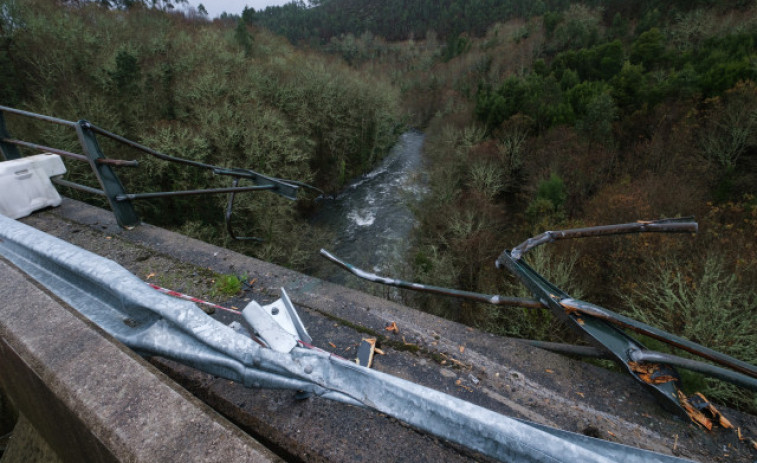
[[0, 154, 66, 219], [242, 300, 298, 353]]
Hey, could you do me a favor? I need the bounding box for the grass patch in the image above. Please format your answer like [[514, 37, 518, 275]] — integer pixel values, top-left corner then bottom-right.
[[212, 274, 243, 297]]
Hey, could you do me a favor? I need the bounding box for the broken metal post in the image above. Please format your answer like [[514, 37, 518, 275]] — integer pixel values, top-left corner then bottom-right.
[[628, 350, 757, 391], [560, 299, 757, 382], [526, 340, 757, 391], [496, 250, 688, 416], [322, 247, 757, 393], [321, 219, 755, 414], [76, 120, 140, 229]]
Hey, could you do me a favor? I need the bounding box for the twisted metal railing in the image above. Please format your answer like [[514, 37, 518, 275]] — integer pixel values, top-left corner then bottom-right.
[[321, 218, 757, 418]]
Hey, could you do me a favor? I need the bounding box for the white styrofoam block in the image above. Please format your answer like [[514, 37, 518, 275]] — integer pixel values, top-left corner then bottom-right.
[[0, 154, 67, 219]]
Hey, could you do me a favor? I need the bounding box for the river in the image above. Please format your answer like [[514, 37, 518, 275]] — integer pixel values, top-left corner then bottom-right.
[[310, 131, 426, 289]]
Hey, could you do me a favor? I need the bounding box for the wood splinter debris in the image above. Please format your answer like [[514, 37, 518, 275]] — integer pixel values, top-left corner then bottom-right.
[[627, 361, 678, 385], [678, 391, 733, 431], [356, 338, 377, 368]]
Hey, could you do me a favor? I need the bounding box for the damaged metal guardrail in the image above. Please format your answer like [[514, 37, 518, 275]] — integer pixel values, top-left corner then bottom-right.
[[0, 105, 319, 238], [0, 214, 691, 462], [321, 218, 757, 419]]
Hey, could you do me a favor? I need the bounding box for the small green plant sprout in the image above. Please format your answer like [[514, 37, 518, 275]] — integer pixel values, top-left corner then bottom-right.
[[213, 274, 243, 297]]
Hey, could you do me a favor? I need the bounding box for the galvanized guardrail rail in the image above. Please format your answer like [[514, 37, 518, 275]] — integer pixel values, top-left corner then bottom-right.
[[0, 105, 317, 238], [0, 214, 693, 463]]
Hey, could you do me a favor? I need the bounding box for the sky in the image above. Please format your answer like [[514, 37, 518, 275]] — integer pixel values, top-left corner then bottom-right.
[[188, 0, 292, 18]]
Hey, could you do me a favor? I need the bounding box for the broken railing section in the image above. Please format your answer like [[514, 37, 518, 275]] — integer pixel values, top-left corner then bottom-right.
[[499, 249, 686, 416], [320, 249, 542, 309], [509, 218, 698, 260], [0, 216, 691, 463], [0, 105, 321, 238], [321, 219, 756, 418], [321, 244, 757, 389]]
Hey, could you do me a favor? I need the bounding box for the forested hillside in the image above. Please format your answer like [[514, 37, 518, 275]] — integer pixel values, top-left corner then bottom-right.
[[250, 0, 757, 411], [0, 0, 402, 266], [253, 0, 754, 43]]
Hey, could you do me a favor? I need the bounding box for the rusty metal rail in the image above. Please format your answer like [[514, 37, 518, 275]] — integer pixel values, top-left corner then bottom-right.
[[0, 105, 318, 237], [510, 218, 698, 260], [321, 219, 757, 417]]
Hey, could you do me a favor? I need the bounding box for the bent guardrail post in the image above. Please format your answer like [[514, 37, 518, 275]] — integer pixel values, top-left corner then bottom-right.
[[497, 252, 687, 416], [0, 215, 690, 463], [558, 299, 757, 383], [525, 341, 757, 390], [76, 120, 141, 229], [320, 249, 543, 308], [497, 218, 702, 416]]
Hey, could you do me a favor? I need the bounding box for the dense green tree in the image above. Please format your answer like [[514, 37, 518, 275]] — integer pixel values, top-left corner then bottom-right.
[[610, 61, 644, 111], [542, 11, 562, 38], [235, 18, 253, 56], [242, 6, 256, 24], [608, 12, 628, 39], [630, 27, 665, 70], [63, 0, 187, 9]]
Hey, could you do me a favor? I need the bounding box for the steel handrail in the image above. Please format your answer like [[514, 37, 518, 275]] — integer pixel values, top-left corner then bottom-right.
[[0, 105, 318, 237]]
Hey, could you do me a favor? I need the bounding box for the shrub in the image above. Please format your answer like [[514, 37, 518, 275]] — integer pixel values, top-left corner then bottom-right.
[[697, 80, 757, 171], [622, 256, 757, 412], [548, 4, 601, 52]]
